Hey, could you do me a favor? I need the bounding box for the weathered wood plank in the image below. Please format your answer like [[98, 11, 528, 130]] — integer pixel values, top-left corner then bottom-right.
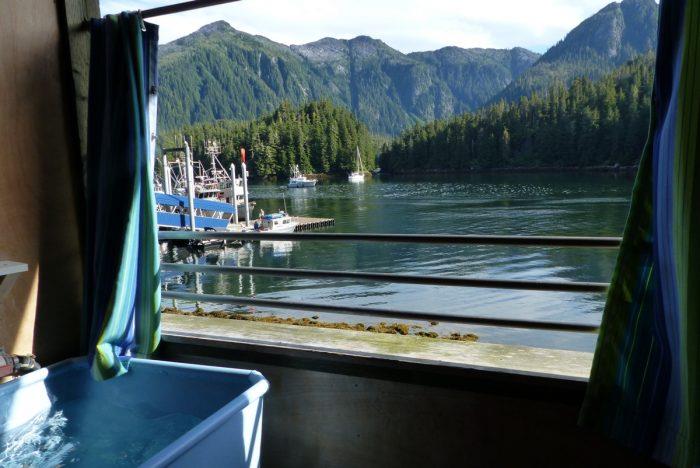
[[162, 314, 593, 378]]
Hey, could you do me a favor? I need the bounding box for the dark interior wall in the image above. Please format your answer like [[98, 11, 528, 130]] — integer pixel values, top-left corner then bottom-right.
[[160, 340, 659, 468], [0, 0, 84, 363]]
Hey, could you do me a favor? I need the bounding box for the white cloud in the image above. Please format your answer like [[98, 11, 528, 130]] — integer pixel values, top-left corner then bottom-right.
[[100, 0, 616, 53]]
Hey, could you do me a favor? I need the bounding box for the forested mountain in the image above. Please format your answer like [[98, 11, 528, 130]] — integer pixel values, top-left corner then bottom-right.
[[159, 100, 378, 179], [494, 0, 658, 103], [379, 54, 654, 173], [157, 22, 539, 135], [158, 0, 658, 168]]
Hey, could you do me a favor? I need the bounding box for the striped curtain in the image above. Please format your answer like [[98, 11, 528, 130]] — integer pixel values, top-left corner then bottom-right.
[[84, 13, 161, 380], [580, 1, 700, 465]]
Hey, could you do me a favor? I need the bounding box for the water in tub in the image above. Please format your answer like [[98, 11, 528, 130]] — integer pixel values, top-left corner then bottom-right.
[[0, 397, 202, 466]]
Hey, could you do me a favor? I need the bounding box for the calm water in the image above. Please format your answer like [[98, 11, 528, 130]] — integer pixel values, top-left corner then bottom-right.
[[162, 172, 634, 352]]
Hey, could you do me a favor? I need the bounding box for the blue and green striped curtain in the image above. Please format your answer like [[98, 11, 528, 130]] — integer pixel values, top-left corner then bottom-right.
[[84, 13, 161, 381], [580, 1, 700, 465]]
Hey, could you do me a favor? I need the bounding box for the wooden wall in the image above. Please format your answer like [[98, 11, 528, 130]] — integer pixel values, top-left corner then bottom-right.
[[0, 0, 84, 363]]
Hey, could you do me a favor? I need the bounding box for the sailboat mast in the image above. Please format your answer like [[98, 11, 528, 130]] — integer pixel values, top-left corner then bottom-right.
[[356, 146, 363, 172]]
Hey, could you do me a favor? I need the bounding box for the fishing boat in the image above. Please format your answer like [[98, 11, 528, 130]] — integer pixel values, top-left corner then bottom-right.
[[160, 140, 253, 220], [288, 165, 317, 188], [348, 146, 365, 183], [253, 212, 298, 233], [155, 193, 235, 231]]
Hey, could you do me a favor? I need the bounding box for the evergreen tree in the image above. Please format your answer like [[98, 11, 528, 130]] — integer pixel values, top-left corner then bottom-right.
[[159, 100, 378, 179], [379, 54, 654, 173]]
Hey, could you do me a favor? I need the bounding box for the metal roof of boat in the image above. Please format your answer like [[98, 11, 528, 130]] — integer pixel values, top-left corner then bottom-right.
[[155, 193, 235, 214]]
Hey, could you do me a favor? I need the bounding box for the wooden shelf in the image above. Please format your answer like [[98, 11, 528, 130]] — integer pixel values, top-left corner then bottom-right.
[[0, 261, 28, 277]]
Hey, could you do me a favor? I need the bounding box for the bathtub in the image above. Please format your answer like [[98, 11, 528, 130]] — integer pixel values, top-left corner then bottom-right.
[[0, 357, 269, 467]]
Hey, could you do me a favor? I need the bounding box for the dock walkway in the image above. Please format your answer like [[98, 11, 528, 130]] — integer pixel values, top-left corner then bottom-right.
[[293, 216, 335, 232]]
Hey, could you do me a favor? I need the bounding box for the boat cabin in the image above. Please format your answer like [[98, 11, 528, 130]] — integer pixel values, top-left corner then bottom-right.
[[255, 212, 295, 232]]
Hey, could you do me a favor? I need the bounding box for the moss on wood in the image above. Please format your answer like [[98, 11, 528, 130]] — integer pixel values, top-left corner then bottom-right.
[[161, 307, 478, 342]]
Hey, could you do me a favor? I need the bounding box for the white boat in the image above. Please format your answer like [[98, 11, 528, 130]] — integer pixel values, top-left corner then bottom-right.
[[254, 212, 298, 233], [288, 165, 317, 188], [348, 146, 365, 183]]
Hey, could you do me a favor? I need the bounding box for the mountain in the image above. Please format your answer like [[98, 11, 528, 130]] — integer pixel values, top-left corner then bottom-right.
[[157, 22, 540, 135], [158, 0, 658, 135], [379, 54, 655, 173], [494, 0, 658, 103]]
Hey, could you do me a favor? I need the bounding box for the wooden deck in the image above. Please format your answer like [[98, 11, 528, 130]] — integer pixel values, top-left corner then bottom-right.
[[293, 216, 335, 231], [162, 314, 593, 379]]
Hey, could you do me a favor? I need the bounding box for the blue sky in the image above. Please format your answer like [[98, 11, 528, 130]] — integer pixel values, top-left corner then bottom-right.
[[100, 0, 617, 53]]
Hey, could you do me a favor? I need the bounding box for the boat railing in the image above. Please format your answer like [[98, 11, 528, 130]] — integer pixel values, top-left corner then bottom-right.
[[158, 231, 621, 332]]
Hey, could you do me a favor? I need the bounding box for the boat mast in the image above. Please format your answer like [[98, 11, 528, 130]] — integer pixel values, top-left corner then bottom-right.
[[209, 140, 216, 176], [162, 154, 172, 194], [230, 163, 238, 226], [356, 146, 364, 173], [184, 141, 197, 231], [241, 148, 251, 226]]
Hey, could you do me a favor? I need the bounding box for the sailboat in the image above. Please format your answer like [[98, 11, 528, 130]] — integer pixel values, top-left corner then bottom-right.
[[348, 146, 365, 183]]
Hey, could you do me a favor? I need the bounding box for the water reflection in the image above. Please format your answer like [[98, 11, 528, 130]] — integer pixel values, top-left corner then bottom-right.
[[259, 241, 297, 258]]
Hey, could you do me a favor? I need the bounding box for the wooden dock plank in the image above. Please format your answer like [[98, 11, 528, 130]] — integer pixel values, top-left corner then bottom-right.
[[293, 216, 335, 232]]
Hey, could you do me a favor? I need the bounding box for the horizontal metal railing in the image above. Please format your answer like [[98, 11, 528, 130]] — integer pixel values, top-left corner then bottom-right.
[[158, 231, 622, 247], [161, 263, 609, 293], [161, 291, 600, 333], [159, 232, 619, 333]]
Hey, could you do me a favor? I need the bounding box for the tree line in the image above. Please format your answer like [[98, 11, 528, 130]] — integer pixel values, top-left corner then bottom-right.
[[159, 100, 378, 179], [161, 53, 653, 177], [379, 53, 654, 173]]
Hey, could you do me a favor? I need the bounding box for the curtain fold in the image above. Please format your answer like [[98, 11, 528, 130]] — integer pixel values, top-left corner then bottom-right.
[[580, 1, 700, 465], [84, 13, 161, 381]]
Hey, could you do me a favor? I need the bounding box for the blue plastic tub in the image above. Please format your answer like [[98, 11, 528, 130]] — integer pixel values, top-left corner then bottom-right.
[[0, 357, 268, 467]]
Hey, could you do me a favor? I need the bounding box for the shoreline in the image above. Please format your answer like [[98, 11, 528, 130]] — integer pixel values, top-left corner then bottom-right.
[[252, 165, 638, 181], [379, 164, 639, 176]]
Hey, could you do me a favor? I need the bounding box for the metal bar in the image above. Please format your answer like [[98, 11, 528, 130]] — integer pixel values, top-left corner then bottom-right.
[[141, 0, 242, 19], [161, 263, 609, 293], [158, 231, 622, 247], [161, 147, 185, 153], [161, 291, 600, 333]]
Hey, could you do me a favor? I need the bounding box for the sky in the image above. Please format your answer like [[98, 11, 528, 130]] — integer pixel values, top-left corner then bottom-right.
[[100, 0, 617, 54]]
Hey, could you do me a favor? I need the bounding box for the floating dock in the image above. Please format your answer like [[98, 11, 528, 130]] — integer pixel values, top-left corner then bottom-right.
[[293, 216, 335, 232]]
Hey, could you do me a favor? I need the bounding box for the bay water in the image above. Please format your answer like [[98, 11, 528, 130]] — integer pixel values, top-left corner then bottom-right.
[[161, 172, 634, 352]]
